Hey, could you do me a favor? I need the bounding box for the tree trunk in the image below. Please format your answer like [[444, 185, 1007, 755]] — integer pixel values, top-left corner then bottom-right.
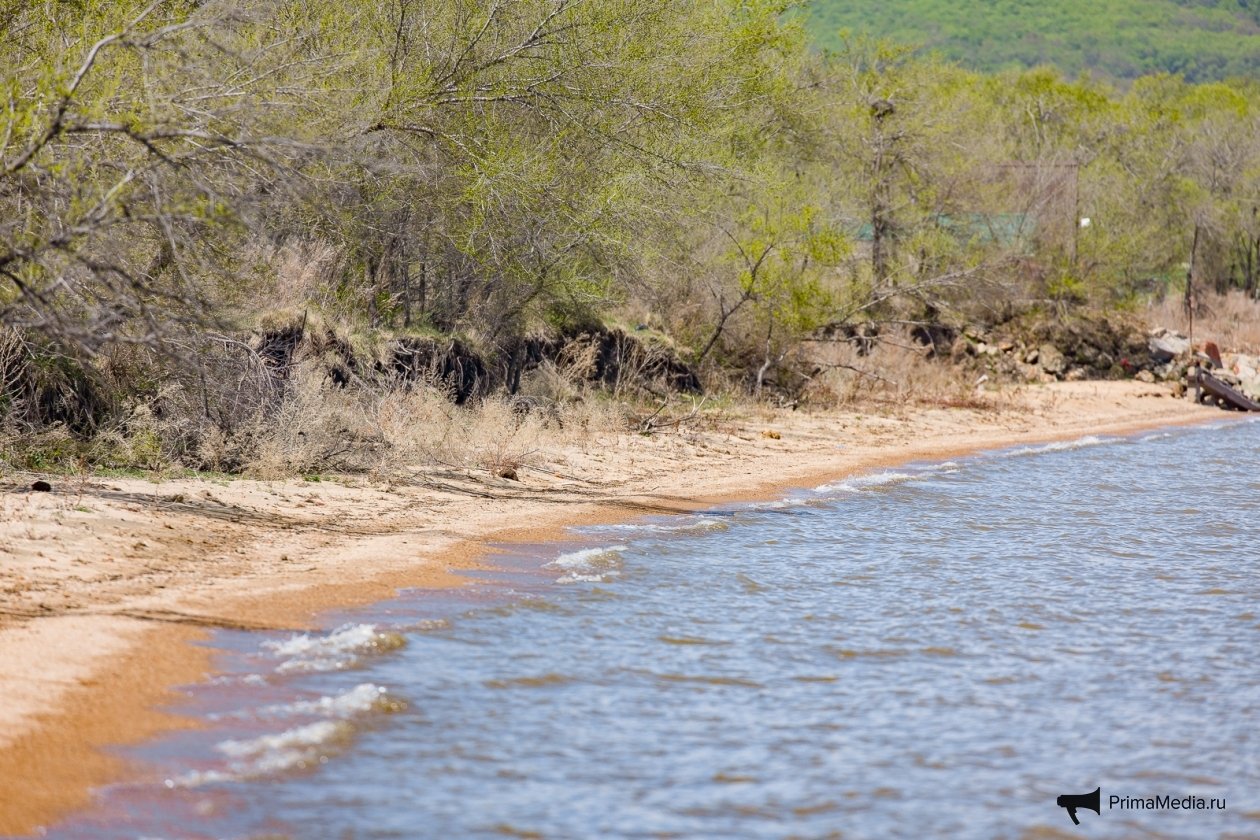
[[365, 257, 379, 327], [755, 325, 774, 398], [869, 102, 895, 284], [871, 149, 891, 282], [1185, 223, 1200, 349]]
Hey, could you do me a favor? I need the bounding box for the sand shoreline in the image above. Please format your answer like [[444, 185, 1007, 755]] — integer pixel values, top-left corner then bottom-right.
[[0, 381, 1225, 835]]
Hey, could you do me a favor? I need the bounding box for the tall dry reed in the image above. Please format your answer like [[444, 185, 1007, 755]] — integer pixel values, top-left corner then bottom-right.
[[1145, 291, 1260, 353]]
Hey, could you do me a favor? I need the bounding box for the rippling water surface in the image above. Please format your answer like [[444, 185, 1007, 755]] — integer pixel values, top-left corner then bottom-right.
[[52, 419, 1260, 839]]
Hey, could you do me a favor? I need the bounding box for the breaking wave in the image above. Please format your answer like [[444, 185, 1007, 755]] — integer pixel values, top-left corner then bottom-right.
[[170, 684, 403, 787], [168, 720, 353, 787], [1002, 435, 1117, 457], [260, 683, 405, 719], [598, 517, 730, 537], [545, 545, 627, 583], [814, 471, 918, 494], [264, 623, 406, 673], [208, 682, 404, 722]]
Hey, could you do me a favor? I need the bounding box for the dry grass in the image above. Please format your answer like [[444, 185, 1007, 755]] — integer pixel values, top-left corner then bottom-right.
[[235, 368, 628, 481], [795, 329, 1003, 410], [0, 323, 684, 482], [258, 239, 345, 315], [1145, 290, 1260, 354]]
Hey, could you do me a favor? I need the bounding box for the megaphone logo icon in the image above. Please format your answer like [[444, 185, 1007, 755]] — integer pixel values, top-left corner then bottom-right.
[[1056, 787, 1101, 825]]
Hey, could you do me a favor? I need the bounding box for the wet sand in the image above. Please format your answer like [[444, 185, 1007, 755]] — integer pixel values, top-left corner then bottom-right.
[[0, 381, 1221, 835]]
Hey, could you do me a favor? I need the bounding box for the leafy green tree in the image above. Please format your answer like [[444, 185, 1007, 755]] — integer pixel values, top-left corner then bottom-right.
[[0, 1, 330, 354], [820, 39, 1021, 325]]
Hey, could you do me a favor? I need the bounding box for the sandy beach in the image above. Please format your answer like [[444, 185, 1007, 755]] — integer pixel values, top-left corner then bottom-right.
[[0, 380, 1222, 835]]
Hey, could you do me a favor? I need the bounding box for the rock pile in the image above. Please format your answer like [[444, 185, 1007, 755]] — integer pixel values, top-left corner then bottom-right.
[[1148, 328, 1191, 364], [935, 316, 1255, 399], [1145, 328, 1193, 388], [942, 315, 1154, 383], [1218, 351, 1260, 401], [1142, 329, 1259, 401]]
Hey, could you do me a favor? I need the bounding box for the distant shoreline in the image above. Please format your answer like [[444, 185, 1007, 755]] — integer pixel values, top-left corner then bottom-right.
[[0, 381, 1224, 836]]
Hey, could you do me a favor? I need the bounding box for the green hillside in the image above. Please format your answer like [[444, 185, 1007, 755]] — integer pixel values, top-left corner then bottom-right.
[[803, 0, 1260, 82]]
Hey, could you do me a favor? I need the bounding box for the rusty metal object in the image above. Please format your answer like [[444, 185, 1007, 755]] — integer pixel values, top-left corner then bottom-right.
[[1202, 340, 1223, 369], [1196, 368, 1260, 412]]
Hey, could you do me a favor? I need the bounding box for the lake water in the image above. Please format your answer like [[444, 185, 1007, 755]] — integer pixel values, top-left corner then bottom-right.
[[47, 418, 1260, 839]]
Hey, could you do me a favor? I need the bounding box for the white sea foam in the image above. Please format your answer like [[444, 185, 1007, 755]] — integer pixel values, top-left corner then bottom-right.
[[208, 682, 400, 723], [599, 518, 729, 536], [408, 618, 450, 631], [746, 497, 795, 510], [208, 673, 268, 688], [264, 623, 405, 673], [168, 720, 354, 788], [1002, 435, 1116, 457], [814, 471, 917, 494], [545, 545, 627, 583], [217, 720, 349, 763], [262, 683, 397, 719], [171, 683, 406, 786]]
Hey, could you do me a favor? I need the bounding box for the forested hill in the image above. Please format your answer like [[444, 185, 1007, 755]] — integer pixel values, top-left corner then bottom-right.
[[803, 0, 1260, 82]]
